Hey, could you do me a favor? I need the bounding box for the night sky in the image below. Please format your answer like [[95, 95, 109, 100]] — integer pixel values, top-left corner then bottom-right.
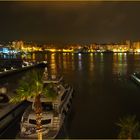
[[0, 1, 140, 44]]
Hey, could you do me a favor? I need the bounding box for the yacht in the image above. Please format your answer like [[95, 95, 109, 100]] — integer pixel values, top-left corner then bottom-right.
[[20, 74, 73, 139]]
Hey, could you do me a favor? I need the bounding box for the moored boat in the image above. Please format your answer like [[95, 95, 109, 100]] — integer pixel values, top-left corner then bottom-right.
[[19, 73, 73, 139]]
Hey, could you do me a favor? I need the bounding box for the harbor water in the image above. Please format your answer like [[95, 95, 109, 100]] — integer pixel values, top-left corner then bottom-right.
[[0, 52, 140, 138]]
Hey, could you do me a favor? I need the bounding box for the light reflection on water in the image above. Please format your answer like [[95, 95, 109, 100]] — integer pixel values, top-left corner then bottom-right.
[[50, 53, 57, 75], [113, 53, 128, 75], [89, 53, 94, 74], [78, 53, 82, 71], [46, 52, 140, 78], [71, 53, 75, 71]]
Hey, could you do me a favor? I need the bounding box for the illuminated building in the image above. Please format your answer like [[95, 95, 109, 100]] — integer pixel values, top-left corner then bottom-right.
[[132, 41, 140, 52], [2, 39, 140, 53], [89, 40, 131, 52]]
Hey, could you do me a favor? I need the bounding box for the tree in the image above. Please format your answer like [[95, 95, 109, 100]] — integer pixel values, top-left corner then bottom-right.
[[10, 70, 57, 140], [116, 115, 140, 139]]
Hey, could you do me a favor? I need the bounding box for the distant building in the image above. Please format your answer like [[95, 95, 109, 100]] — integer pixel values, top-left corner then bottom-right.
[[132, 41, 140, 52], [0, 47, 10, 54], [89, 40, 131, 52], [12, 41, 24, 51]]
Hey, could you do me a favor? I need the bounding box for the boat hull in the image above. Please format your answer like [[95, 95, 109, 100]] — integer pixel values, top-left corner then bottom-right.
[[130, 74, 140, 86]]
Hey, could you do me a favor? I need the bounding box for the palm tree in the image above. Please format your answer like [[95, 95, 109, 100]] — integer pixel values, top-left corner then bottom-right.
[[116, 115, 140, 139], [10, 70, 57, 140]]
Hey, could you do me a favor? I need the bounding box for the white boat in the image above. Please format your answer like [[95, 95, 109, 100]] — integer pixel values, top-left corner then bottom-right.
[[130, 72, 140, 85], [19, 74, 73, 139]]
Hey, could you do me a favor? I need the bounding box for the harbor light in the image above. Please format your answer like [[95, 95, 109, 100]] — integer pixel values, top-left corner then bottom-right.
[[49, 49, 56, 52], [0, 87, 7, 94], [137, 49, 140, 53]]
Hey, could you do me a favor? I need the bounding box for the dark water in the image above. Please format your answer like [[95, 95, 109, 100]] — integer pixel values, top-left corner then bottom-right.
[[47, 52, 140, 139], [1, 52, 140, 138]]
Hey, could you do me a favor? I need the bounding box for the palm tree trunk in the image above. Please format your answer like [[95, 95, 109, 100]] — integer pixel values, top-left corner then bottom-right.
[[38, 132, 42, 140], [34, 94, 42, 140], [127, 131, 132, 140]]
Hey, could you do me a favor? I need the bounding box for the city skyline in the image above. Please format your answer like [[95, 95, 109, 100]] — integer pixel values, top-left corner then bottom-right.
[[0, 1, 140, 44]]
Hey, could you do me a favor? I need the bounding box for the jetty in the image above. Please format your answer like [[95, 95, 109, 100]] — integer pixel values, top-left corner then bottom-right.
[[0, 61, 47, 78]]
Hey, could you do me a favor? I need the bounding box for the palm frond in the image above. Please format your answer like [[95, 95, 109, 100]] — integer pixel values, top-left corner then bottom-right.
[[43, 85, 57, 99], [10, 70, 57, 103], [116, 115, 140, 139], [10, 70, 43, 103]]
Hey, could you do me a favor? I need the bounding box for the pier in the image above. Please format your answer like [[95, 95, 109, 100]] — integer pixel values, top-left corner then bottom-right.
[[0, 61, 47, 78]]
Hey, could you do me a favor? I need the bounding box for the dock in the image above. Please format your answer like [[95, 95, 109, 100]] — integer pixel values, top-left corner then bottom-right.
[[0, 61, 47, 78]]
